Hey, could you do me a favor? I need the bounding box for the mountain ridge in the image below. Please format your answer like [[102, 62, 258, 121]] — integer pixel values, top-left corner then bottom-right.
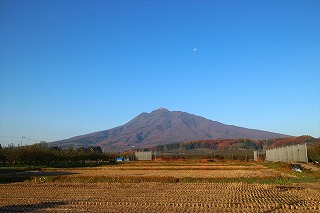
[[51, 108, 290, 150]]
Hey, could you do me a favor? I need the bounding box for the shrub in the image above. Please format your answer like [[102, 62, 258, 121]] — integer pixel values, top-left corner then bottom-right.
[[308, 142, 320, 163]]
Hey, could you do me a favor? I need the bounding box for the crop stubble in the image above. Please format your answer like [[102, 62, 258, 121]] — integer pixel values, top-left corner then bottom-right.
[[47, 163, 294, 179], [1, 182, 320, 212], [1, 162, 319, 212]]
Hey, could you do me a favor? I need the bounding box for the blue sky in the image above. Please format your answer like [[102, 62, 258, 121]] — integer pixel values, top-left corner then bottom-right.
[[0, 0, 319, 146]]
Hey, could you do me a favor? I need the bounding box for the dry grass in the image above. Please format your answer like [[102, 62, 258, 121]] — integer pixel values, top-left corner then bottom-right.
[[1, 160, 320, 212], [1, 182, 320, 212], [44, 161, 294, 179]]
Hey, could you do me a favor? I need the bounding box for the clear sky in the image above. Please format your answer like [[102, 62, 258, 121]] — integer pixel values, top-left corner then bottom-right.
[[0, 0, 319, 146]]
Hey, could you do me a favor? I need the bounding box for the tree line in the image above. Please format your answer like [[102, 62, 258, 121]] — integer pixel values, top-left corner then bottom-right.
[[152, 136, 320, 162], [1, 136, 319, 165], [308, 142, 320, 163], [154, 136, 320, 152], [0, 142, 115, 166]]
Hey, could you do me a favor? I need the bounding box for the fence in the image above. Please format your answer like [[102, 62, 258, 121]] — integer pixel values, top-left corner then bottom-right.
[[253, 150, 264, 161], [265, 143, 308, 162]]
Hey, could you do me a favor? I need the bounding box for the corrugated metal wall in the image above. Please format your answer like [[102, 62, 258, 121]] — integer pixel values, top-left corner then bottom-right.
[[265, 143, 308, 162]]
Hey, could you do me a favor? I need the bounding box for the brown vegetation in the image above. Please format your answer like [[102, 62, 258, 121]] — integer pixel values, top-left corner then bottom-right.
[[1, 161, 320, 212], [1, 182, 320, 212], [47, 162, 293, 179], [154, 135, 319, 153]]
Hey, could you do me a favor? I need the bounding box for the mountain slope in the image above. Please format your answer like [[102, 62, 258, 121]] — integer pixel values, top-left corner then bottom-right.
[[51, 108, 290, 150]]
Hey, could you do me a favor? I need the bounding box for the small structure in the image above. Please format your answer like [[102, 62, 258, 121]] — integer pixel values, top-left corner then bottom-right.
[[135, 151, 152, 161]]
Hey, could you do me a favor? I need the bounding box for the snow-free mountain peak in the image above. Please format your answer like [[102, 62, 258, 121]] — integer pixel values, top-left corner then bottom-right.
[[51, 108, 290, 151]]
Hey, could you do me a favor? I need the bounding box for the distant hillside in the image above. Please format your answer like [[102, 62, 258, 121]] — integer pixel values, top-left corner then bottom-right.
[[51, 108, 290, 151], [151, 135, 319, 153]]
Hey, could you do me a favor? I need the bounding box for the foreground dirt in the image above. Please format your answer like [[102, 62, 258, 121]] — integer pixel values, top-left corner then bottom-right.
[[1, 182, 320, 212], [1, 161, 319, 212]]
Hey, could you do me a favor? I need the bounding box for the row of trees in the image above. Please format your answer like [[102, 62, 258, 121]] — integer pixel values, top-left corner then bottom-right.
[[154, 139, 263, 152], [0, 142, 114, 166], [154, 136, 320, 152], [308, 142, 320, 163], [269, 135, 319, 148], [1, 136, 319, 165]]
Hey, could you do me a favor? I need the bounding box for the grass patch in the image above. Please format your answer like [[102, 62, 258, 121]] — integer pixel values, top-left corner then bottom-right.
[[257, 162, 320, 184], [0, 176, 33, 183], [0, 162, 116, 170], [0, 166, 44, 173], [179, 176, 319, 184], [116, 167, 258, 171], [2, 161, 319, 184], [46, 162, 117, 168], [31, 176, 58, 183], [14, 175, 317, 184], [49, 176, 179, 183]]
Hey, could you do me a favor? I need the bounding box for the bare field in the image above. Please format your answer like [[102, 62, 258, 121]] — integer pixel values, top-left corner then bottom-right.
[[1, 182, 320, 212], [45, 161, 294, 179], [1, 161, 320, 212]]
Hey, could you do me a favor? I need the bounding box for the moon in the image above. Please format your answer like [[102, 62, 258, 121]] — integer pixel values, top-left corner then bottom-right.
[[193, 48, 197, 52]]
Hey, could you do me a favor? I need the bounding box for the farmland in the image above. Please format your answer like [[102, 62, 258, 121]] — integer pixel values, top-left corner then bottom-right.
[[1, 161, 320, 212], [39, 161, 295, 180]]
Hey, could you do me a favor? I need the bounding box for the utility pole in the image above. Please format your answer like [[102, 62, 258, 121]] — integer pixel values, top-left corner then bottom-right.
[[20, 136, 25, 147]]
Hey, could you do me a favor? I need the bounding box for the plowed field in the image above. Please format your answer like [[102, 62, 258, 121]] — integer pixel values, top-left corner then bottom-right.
[[1, 161, 320, 212], [1, 182, 320, 212], [42, 162, 294, 179]]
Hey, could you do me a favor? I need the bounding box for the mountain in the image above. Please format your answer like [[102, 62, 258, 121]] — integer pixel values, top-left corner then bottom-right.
[[51, 108, 290, 151]]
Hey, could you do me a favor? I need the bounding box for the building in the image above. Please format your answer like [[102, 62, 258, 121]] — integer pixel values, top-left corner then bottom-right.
[[135, 151, 152, 161]]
